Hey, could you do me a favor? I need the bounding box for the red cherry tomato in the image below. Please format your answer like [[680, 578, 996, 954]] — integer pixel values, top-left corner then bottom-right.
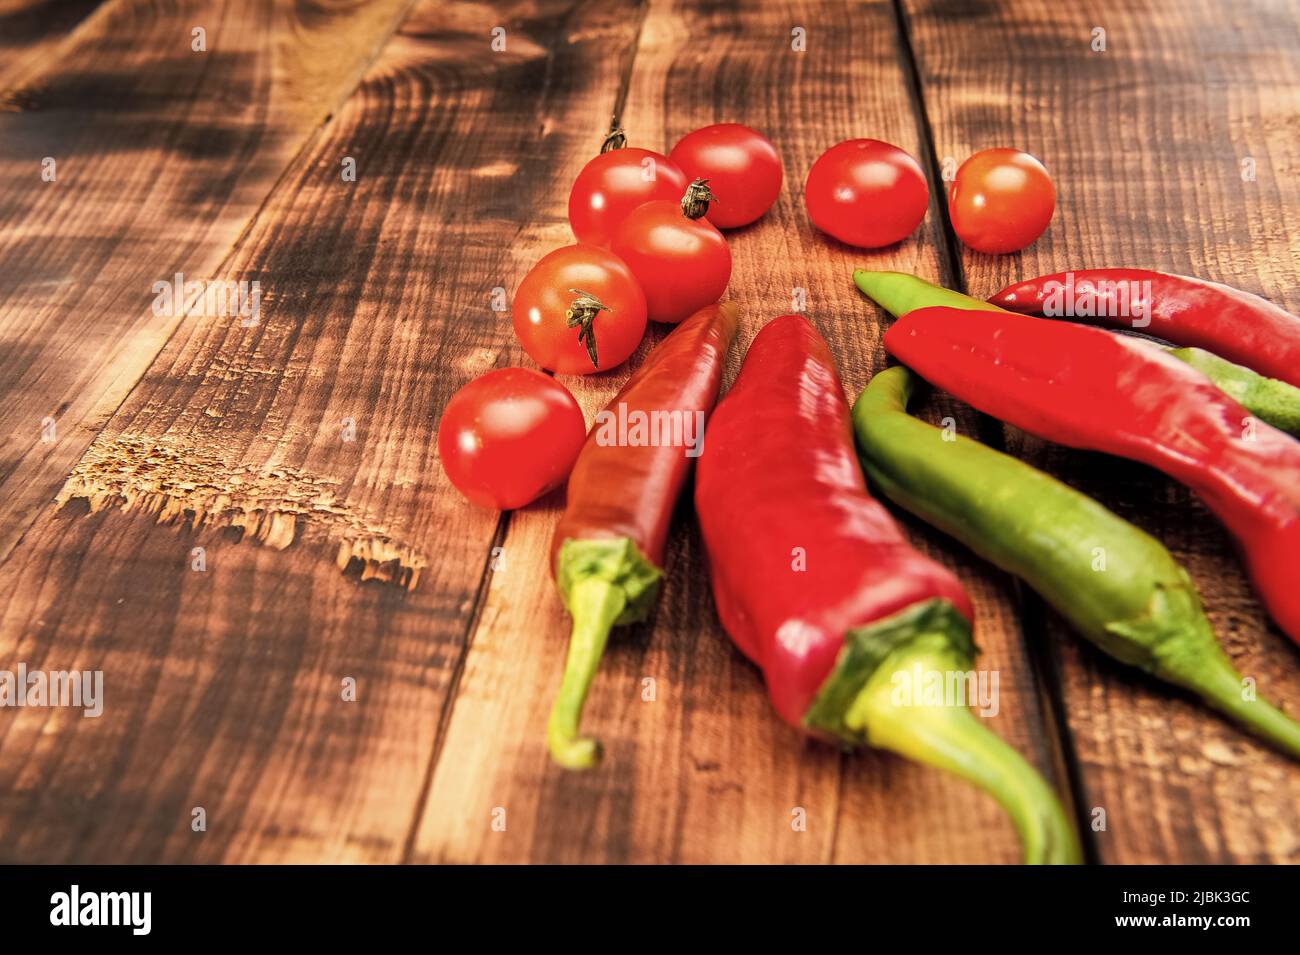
[[512, 244, 647, 374], [668, 123, 783, 228], [568, 147, 688, 246], [804, 139, 929, 248], [438, 368, 586, 510], [948, 148, 1055, 254], [609, 186, 732, 324]]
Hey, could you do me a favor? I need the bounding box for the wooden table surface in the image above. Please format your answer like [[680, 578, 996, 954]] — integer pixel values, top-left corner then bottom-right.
[[1, 0, 1298, 864]]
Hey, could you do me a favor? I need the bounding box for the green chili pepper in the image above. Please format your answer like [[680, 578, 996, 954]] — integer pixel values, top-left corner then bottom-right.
[[853, 269, 999, 318], [851, 365, 1300, 761], [853, 269, 1300, 435], [1162, 346, 1300, 436]]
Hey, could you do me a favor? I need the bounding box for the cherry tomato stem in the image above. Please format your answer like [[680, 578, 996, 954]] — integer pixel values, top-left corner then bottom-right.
[[610, 181, 732, 325], [669, 123, 783, 228], [564, 289, 610, 369], [512, 244, 647, 374]]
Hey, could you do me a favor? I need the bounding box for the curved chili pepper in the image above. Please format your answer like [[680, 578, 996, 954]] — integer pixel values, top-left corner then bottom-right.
[[853, 366, 1300, 760], [854, 270, 1300, 435], [990, 269, 1300, 388], [547, 302, 738, 769], [695, 314, 1080, 864], [885, 305, 1300, 646]]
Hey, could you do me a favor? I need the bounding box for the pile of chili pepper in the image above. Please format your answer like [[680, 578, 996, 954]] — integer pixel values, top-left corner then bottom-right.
[[855, 269, 1300, 435], [856, 271, 1300, 646], [853, 269, 1300, 747]]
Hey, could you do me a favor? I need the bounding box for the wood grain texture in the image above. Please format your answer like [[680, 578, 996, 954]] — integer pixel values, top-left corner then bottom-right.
[[0, 0, 108, 87], [3, 0, 1294, 865], [902, 0, 1300, 861], [412, 0, 1071, 864], [0, 0, 645, 862], [0, 0, 414, 562]]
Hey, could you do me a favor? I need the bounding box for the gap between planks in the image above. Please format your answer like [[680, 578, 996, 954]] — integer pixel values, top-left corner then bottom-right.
[[887, 0, 1094, 857]]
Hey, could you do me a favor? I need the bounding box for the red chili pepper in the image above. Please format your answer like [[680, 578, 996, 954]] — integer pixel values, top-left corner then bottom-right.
[[547, 302, 737, 769], [886, 305, 1300, 645], [990, 269, 1300, 388], [695, 314, 1079, 864]]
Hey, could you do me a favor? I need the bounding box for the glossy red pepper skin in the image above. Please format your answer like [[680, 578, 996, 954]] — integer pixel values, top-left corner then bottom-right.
[[990, 269, 1300, 389], [695, 314, 972, 727], [887, 305, 1300, 644], [546, 302, 738, 770], [550, 302, 738, 575]]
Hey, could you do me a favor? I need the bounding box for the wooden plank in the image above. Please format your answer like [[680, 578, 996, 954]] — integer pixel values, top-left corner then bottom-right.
[[903, 0, 1300, 861], [413, 0, 1072, 864], [0, 0, 645, 862], [0, 0, 416, 563]]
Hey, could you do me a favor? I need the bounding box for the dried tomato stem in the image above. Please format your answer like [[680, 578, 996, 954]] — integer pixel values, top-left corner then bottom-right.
[[566, 289, 610, 369], [680, 178, 718, 220], [600, 118, 626, 153]]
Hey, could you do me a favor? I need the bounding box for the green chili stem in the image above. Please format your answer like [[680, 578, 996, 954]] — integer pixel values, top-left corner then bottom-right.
[[844, 632, 1081, 865], [547, 577, 627, 770], [1167, 652, 1300, 761], [547, 538, 661, 770], [806, 600, 1079, 864]]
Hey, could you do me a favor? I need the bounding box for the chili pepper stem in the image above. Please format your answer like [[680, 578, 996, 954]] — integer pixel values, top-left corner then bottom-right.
[[843, 635, 1082, 865], [547, 577, 627, 770], [1163, 653, 1300, 761], [548, 538, 661, 770]]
